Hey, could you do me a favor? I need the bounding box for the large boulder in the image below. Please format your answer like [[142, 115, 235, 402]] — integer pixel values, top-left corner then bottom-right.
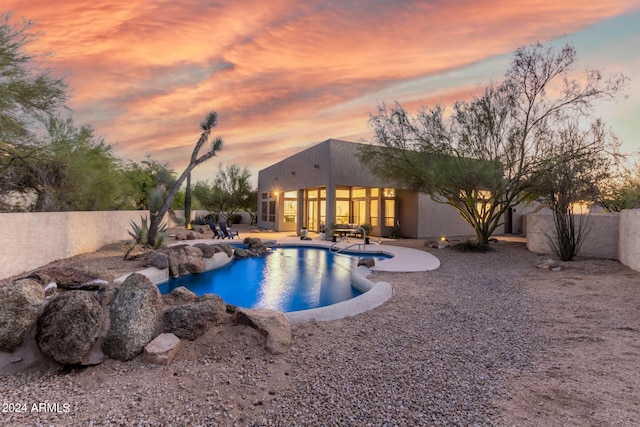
[[0, 279, 45, 352], [194, 243, 216, 258], [244, 238, 268, 256], [163, 286, 197, 305], [163, 303, 209, 340], [143, 251, 169, 270], [164, 295, 227, 340], [36, 291, 105, 365], [214, 244, 233, 257], [102, 273, 163, 361], [182, 246, 205, 274], [233, 248, 249, 259], [29, 266, 110, 291], [197, 294, 227, 323], [167, 249, 181, 279], [232, 308, 292, 355]]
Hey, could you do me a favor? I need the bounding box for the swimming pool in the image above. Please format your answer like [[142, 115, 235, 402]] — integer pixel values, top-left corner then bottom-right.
[[158, 246, 391, 312]]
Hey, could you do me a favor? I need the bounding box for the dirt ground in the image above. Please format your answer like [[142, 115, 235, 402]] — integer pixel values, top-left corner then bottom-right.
[[388, 238, 640, 426], [498, 258, 640, 426], [3, 232, 640, 425]]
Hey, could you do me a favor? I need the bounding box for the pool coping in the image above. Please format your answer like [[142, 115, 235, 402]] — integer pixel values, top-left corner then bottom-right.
[[115, 238, 440, 323]]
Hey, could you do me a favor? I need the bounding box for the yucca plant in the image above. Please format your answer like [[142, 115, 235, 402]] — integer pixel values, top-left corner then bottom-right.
[[124, 216, 167, 259], [127, 216, 149, 244], [154, 222, 168, 249]]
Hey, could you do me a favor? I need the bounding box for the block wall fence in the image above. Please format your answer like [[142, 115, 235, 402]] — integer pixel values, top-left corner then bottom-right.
[[1, 211, 150, 279], [526, 209, 640, 272]]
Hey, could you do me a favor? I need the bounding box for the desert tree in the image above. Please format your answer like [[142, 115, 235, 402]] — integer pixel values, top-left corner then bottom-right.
[[37, 116, 125, 211], [192, 163, 255, 224], [0, 13, 68, 208], [184, 171, 193, 229], [361, 42, 628, 243], [1, 115, 126, 211], [119, 156, 177, 210], [598, 161, 640, 212], [146, 111, 223, 246], [535, 120, 621, 260]]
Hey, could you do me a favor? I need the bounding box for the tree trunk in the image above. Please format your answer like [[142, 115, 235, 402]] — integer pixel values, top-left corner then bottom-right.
[[185, 172, 192, 230], [147, 165, 195, 246]]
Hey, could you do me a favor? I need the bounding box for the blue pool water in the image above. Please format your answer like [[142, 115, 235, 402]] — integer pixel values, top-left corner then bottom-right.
[[158, 246, 391, 312]]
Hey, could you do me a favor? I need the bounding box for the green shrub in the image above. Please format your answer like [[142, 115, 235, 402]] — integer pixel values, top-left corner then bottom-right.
[[192, 215, 208, 225], [204, 213, 219, 223], [227, 213, 242, 225], [451, 240, 492, 253]]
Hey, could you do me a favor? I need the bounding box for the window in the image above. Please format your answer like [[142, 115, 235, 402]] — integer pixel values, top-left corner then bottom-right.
[[336, 200, 350, 224], [261, 201, 268, 221], [475, 190, 492, 222], [352, 187, 366, 198], [384, 199, 395, 226], [370, 199, 379, 226], [336, 188, 350, 198], [284, 197, 297, 223], [383, 188, 397, 227], [269, 200, 276, 222]]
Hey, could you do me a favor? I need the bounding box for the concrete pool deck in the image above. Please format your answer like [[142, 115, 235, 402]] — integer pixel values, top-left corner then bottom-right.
[[223, 226, 441, 272]]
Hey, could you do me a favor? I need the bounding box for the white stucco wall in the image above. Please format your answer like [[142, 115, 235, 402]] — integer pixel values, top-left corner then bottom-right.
[[619, 209, 640, 272], [526, 212, 619, 259], [0, 211, 155, 280]]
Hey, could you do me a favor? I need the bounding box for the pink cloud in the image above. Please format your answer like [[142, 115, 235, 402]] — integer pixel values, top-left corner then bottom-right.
[[2, 0, 638, 183]]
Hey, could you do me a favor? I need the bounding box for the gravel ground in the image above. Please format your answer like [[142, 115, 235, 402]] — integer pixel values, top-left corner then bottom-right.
[[1, 239, 638, 426]]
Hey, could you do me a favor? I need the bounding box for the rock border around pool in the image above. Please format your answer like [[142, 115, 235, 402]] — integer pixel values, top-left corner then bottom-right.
[[116, 239, 439, 323]]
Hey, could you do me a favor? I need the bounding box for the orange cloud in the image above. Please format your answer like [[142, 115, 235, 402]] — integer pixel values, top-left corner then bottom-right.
[[3, 0, 639, 183]]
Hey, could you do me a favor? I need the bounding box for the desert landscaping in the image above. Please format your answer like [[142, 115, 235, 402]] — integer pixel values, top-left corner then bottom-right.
[[1, 229, 639, 426]]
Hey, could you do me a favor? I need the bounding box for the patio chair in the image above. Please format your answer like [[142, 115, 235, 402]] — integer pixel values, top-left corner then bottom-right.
[[219, 222, 239, 239], [208, 221, 222, 239]]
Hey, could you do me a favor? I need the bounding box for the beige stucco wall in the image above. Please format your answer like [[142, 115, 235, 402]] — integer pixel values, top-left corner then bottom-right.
[[0, 211, 154, 280], [619, 209, 640, 272], [526, 212, 619, 259], [398, 193, 474, 239]]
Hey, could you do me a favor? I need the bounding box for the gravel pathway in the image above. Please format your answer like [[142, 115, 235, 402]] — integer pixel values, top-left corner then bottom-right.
[[1, 241, 548, 426]]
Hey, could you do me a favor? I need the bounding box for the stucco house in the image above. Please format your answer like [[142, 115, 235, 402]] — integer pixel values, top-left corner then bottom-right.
[[256, 139, 514, 239]]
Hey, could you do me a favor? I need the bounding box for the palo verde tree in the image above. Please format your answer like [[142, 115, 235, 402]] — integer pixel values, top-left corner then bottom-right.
[[120, 156, 177, 210], [147, 111, 223, 247], [361, 42, 628, 243], [192, 163, 255, 224], [0, 13, 68, 209], [36, 116, 126, 211]]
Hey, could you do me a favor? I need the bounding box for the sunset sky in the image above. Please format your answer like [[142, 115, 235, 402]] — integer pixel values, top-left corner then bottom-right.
[[4, 1, 640, 184]]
